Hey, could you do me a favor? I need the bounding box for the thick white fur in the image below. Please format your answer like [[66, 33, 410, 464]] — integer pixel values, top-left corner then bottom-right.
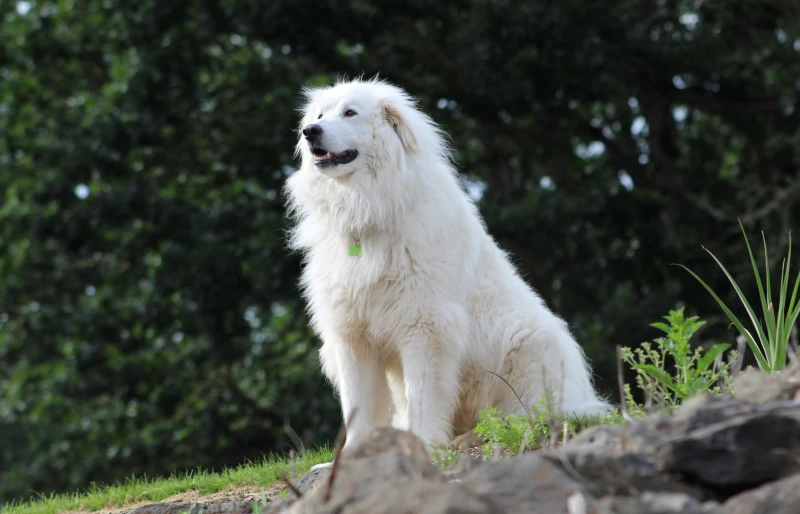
[[284, 78, 610, 456]]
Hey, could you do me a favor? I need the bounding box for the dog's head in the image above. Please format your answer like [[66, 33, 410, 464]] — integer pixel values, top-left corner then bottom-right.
[[296, 78, 422, 178]]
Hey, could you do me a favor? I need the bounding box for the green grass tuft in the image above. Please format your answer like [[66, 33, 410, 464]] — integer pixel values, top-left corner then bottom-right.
[[473, 400, 625, 457], [677, 219, 800, 373], [2, 448, 333, 514]]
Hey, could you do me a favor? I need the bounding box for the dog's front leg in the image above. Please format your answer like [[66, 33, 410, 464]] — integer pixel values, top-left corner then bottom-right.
[[321, 340, 392, 449], [395, 326, 461, 448]]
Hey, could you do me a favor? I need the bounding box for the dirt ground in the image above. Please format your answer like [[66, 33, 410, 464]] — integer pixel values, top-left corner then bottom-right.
[[60, 481, 288, 514], [60, 446, 499, 514]]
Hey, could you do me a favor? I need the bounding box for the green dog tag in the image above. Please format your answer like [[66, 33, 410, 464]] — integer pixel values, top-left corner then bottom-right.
[[348, 245, 362, 256]]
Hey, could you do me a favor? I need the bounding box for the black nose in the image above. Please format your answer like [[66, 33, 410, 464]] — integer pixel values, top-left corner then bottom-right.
[[302, 124, 322, 140]]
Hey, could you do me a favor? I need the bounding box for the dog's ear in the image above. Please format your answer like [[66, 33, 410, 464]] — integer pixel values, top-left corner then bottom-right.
[[382, 101, 417, 152]]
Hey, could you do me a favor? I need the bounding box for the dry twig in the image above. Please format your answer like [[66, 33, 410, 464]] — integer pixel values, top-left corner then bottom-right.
[[281, 473, 303, 499], [324, 408, 358, 503]]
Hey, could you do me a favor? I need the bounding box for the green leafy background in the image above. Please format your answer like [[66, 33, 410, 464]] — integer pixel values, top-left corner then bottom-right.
[[1, 0, 799, 503]]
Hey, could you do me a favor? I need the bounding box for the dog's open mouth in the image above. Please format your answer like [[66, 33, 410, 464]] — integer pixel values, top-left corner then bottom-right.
[[311, 147, 358, 168]]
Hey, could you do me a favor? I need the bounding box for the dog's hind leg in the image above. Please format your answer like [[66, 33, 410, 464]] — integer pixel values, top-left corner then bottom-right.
[[449, 431, 483, 449], [495, 317, 611, 419]]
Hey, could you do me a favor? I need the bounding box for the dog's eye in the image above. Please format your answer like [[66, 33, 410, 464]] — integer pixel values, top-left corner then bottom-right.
[[344, 109, 357, 117], [317, 112, 323, 120]]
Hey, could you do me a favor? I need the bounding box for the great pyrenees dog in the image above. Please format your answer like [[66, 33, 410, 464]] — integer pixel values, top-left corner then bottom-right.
[[284, 77, 610, 457]]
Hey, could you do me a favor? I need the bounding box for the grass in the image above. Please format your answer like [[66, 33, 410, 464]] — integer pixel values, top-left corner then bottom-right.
[[677, 219, 800, 373], [470, 405, 624, 459], [428, 407, 623, 469], [2, 448, 334, 514]]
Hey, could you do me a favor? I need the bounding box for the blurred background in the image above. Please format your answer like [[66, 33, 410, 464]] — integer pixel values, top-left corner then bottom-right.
[[1, 0, 799, 504]]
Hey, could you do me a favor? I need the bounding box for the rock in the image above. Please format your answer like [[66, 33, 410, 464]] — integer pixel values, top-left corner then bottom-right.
[[281, 465, 331, 499], [592, 492, 724, 514], [621, 395, 747, 454], [653, 401, 800, 490], [733, 364, 800, 404], [609, 384, 800, 494], [193, 502, 257, 514], [723, 473, 800, 513], [544, 447, 705, 499], [456, 454, 593, 513], [566, 424, 623, 451], [128, 503, 198, 514], [274, 427, 593, 514], [129, 501, 255, 514], [441, 453, 484, 482], [274, 426, 443, 513]]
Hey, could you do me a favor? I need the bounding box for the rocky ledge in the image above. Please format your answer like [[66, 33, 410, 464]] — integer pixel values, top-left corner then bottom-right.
[[133, 364, 800, 514]]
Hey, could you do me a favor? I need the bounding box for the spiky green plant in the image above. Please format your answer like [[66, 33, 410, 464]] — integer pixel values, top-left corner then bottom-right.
[[677, 219, 800, 373]]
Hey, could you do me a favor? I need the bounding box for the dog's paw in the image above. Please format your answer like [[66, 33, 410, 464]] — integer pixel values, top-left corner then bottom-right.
[[448, 431, 483, 450]]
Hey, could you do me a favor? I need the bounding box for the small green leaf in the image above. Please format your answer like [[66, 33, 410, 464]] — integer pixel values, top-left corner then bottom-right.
[[650, 322, 672, 334], [632, 363, 679, 392], [696, 344, 730, 374]]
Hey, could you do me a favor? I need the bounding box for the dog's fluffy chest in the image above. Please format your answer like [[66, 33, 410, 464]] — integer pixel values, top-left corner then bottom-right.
[[303, 236, 414, 342]]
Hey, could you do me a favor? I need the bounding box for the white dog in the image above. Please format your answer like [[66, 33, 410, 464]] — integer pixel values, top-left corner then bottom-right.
[[284, 77, 610, 457]]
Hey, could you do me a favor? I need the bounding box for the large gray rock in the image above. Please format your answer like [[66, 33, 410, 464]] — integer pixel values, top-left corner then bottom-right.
[[440, 453, 484, 482], [544, 447, 705, 499], [723, 473, 800, 514], [611, 382, 800, 493], [273, 427, 443, 514], [733, 362, 800, 404], [128, 503, 199, 514], [567, 424, 624, 451], [281, 465, 331, 499], [273, 427, 593, 514], [652, 400, 800, 489], [128, 501, 255, 514], [592, 492, 724, 514], [455, 454, 593, 514], [621, 395, 752, 453]]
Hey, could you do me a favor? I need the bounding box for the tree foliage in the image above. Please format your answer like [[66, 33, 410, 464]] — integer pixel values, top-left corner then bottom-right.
[[1, 0, 799, 503]]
